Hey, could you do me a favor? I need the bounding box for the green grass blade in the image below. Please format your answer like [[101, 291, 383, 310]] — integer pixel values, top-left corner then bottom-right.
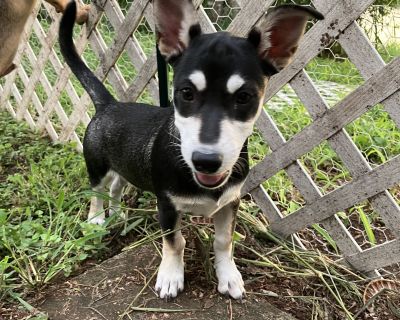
[[357, 206, 376, 246]]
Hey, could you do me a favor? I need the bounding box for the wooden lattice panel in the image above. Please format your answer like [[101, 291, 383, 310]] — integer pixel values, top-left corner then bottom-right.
[[0, 0, 399, 275]]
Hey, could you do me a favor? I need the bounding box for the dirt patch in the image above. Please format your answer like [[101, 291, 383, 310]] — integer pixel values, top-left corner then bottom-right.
[[35, 244, 297, 320]]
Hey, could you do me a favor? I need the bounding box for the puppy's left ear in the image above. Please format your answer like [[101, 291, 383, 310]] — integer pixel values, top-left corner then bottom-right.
[[153, 0, 202, 61], [248, 5, 323, 73]]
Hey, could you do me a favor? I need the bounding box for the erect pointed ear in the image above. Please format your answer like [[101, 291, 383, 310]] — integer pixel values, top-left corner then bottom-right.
[[248, 5, 324, 72], [153, 0, 202, 61]]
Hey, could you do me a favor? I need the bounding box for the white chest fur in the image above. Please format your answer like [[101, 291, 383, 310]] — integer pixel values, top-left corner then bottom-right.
[[168, 183, 243, 217]]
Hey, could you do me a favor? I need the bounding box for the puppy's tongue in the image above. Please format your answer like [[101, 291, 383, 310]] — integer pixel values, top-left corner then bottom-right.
[[195, 172, 226, 187]]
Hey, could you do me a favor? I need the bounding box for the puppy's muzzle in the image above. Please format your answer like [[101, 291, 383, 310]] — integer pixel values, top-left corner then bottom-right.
[[192, 151, 229, 188]]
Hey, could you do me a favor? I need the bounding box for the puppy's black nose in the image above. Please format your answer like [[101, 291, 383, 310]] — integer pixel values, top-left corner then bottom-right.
[[192, 152, 223, 174]]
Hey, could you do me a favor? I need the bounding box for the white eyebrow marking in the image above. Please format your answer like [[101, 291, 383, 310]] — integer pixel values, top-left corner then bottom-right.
[[188, 70, 207, 91], [226, 74, 245, 94]]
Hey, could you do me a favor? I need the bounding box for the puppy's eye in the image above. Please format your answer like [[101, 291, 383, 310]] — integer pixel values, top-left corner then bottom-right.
[[235, 91, 252, 104], [180, 87, 194, 102]]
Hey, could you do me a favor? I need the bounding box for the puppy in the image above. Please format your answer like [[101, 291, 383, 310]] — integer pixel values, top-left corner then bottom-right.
[[59, 0, 323, 300], [0, 0, 89, 78]]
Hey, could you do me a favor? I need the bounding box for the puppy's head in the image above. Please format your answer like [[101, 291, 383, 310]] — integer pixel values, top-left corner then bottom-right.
[[154, 0, 323, 189]]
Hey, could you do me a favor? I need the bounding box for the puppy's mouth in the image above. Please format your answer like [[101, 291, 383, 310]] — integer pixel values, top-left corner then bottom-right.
[[194, 171, 230, 189]]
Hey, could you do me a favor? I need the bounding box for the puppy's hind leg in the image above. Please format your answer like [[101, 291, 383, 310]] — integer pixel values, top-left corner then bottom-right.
[[109, 174, 128, 219], [88, 172, 112, 225]]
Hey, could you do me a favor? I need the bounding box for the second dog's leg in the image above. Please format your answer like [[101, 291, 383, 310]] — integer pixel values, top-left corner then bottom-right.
[[109, 174, 127, 218], [155, 198, 185, 299], [45, 0, 90, 24], [0, 64, 16, 78], [213, 200, 245, 299]]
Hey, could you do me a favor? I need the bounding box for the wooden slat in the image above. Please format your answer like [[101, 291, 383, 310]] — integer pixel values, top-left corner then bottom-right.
[[244, 57, 400, 194], [26, 21, 71, 127], [251, 185, 282, 223], [346, 239, 400, 272], [15, 5, 62, 121], [104, 1, 160, 103], [0, 84, 16, 117], [123, 51, 157, 101], [250, 185, 306, 249], [11, 82, 35, 130], [227, 0, 274, 37], [197, 5, 218, 33], [15, 46, 59, 141], [97, 0, 149, 81], [271, 154, 400, 236]]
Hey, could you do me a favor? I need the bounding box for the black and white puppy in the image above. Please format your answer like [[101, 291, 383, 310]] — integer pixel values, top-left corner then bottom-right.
[[59, 0, 323, 300]]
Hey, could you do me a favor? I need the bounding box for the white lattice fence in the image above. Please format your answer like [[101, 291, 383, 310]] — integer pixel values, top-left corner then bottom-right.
[[0, 0, 399, 276]]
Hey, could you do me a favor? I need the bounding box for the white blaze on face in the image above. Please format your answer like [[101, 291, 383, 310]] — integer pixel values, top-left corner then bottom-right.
[[226, 74, 245, 94], [174, 111, 254, 174], [189, 70, 207, 91], [174, 111, 201, 170], [174, 73, 266, 176]]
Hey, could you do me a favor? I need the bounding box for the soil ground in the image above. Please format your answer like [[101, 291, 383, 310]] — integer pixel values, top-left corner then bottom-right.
[[35, 244, 297, 320]]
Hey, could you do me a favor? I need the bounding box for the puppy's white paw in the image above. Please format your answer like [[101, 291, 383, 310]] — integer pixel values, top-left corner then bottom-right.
[[215, 259, 245, 299], [88, 216, 105, 225], [155, 256, 184, 299]]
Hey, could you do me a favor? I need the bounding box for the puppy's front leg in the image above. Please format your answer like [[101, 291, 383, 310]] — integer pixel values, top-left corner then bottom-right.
[[155, 197, 185, 299], [213, 200, 245, 299]]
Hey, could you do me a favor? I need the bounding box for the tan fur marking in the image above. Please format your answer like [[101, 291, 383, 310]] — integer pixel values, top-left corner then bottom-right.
[[0, 0, 90, 79]]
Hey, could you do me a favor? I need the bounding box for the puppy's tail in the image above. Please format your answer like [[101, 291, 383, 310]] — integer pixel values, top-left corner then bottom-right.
[[59, 1, 115, 109]]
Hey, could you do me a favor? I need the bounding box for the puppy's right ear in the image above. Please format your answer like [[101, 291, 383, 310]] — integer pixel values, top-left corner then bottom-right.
[[153, 0, 201, 61]]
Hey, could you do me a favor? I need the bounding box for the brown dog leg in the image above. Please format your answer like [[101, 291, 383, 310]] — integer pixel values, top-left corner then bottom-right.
[[45, 0, 90, 25], [0, 64, 16, 78], [75, 3, 90, 25]]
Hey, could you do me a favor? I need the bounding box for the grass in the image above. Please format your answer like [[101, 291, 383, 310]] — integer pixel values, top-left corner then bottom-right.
[[1, 3, 400, 318], [0, 115, 102, 292]]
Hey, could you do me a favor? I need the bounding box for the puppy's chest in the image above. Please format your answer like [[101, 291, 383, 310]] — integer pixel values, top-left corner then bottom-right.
[[168, 184, 242, 217]]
